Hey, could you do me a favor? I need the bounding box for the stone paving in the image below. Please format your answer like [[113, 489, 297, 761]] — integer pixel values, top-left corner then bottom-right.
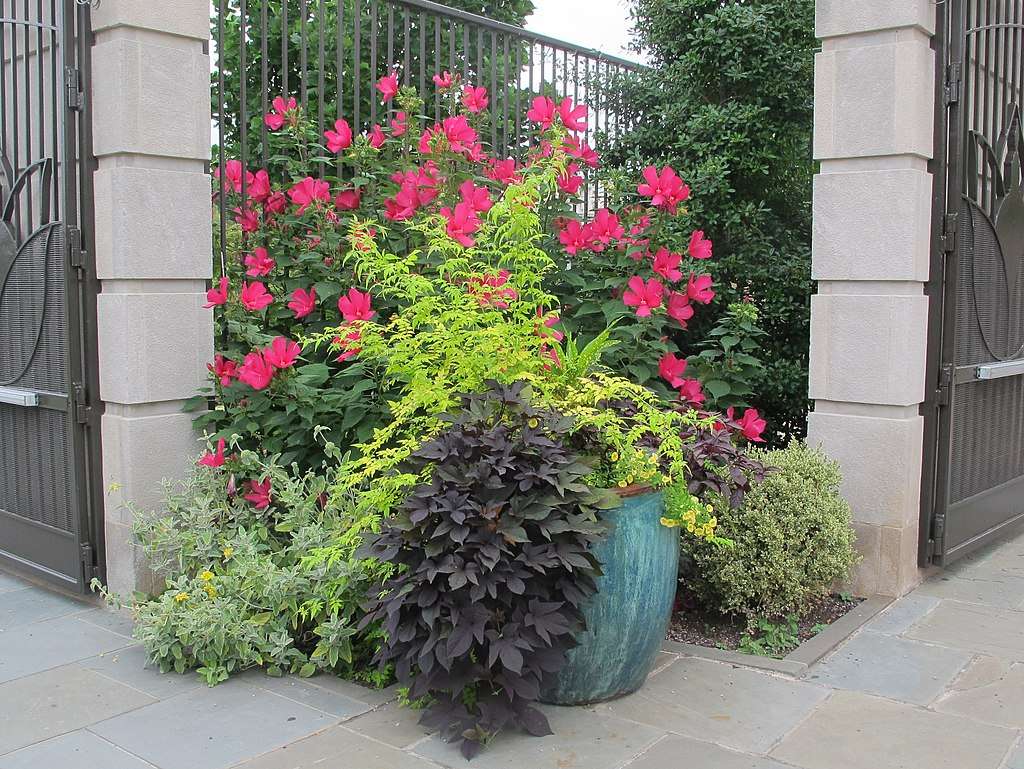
[[1, 529, 1023, 769]]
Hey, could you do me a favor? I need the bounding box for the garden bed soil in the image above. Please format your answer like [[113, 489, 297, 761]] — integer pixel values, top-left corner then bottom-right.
[[667, 594, 862, 656]]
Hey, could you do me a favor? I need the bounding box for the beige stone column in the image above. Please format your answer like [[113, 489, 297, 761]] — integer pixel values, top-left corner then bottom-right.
[[90, 2, 213, 594], [808, 1, 936, 597]]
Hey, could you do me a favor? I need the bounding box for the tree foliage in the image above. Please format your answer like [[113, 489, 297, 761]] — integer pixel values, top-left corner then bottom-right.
[[605, 0, 816, 442]]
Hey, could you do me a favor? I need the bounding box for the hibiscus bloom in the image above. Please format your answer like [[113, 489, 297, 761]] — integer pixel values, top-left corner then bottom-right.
[[248, 169, 271, 203], [197, 438, 226, 468], [334, 188, 361, 211], [263, 336, 301, 369], [264, 95, 296, 130], [459, 179, 493, 213], [243, 247, 275, 277], [589, 209, 624, 249], [440, 201, 481, 247], [563, 135, 599, 167], [265, 190, 288, 215], [288, 176, 331, 214], [652, 247, 682, 283], [659, 352, 688, 389], [239, 281, 273, 312], [486, 157, 520, 185], [470, 270, 518, 309], [204, 276, 229, 308], [732, 407, 766, 442], [688, 229, 713, 260], [666, 291, 694, 326], [324, 118, 353, 153], [677, 378, 705, 407], [237, 350, 275, 390], [287, 286, 317, 319], [637, 165, 690, 214], [556, 97, 587, 132], [375, 71, 399, 102], [390, 111, 408, 137], [526, 95, 556, 129], [558, 219, 593, 255], [337, 287, 375, 322], [214, 159, 252, 194], [687, 273, 715, 305], [208, 354, 238, 386], [441, 115, 478, 155], [432, 71, 455, 88], [461, 84, 489, 112], [368, 124, 386, 149], [557, 163, 585, 195], [233, 206, 259, 232], [622, 276, 665, 317], [244, 478, 272, 509]]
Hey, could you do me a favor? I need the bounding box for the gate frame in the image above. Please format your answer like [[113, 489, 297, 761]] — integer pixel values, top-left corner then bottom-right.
[[0, 0, 103, 592]]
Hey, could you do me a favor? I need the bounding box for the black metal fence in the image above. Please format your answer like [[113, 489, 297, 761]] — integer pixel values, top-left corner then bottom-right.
[[212, 0, 643, 239]]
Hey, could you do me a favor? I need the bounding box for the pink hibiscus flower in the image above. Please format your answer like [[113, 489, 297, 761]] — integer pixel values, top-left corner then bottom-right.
[[622, 276, 665, 317], [239, 281, 273, 312], [264, 96, 297, 131], [288, 176, 331, 214], [287, 287, 317, 319], [556, 98, 587, 132], [461, 84, 489, 113], [558, 219, 594, 255], [244, 478, 272, 509], [262, 337, 301, 370], [637, 165, 690, 214], [237, 351, 275, 390], [208, 354, 238, 386], [337, 288, 375, 322], [375, 71, 399, 102], [324, 118, 353, 153], [677, 378, 705, 407], [526, 95, 557, 129], [243, 247, 275, 277], [204, 276, 229, 308], [432, 71, 455, 88], [197, 438, 226, 468], [440, 201, 481, 247], [652, 247, 683, 283], [688, 229, 713, 260], [459, 179, 493, 213], [687, 273, 715, 305], [334, 188, 361, 211], [666, 291, 695, 326], [659, 352, 688, 389]]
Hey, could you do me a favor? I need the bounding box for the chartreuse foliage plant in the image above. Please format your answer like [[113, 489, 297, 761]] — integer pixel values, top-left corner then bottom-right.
[[362, 382, 618, 759], [686, 441, 858, 621]]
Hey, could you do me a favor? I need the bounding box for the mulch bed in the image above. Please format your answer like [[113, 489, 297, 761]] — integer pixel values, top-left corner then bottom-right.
[[666, 594, 861, 656]]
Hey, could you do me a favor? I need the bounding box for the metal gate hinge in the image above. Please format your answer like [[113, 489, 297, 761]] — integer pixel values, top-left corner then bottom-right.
[[80, 543, 99, 581], [65, 67, 83, 111], [941, 212, 958, 253], [68, 226, 85, 272], [73, 383, 92, 424], [944, 63, 961, 106], [937, 364, 954, 407]]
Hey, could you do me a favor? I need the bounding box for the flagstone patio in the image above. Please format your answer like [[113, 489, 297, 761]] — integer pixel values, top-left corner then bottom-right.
[[2, 529, 1023, 769]]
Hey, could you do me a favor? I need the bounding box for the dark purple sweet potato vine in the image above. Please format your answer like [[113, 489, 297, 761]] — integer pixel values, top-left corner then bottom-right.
[[361, 381, 619, 759]]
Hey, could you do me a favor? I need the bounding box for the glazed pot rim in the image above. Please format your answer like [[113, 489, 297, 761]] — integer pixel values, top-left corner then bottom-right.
[[611, 483, 657, 499]]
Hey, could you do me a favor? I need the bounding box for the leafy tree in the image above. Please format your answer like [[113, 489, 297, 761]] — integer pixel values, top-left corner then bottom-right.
[[605, 0, 815, 443]]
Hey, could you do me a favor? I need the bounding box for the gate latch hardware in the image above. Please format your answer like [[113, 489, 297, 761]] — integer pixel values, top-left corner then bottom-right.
[[937, 364, 954, 407], [80, 543, 99, 582], [73, 383, 92, 424], [68, 226, 85, 273], [65, 67, 83, 111]]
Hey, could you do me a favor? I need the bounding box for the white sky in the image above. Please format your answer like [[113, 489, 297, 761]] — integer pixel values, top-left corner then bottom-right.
[[525, 0, 641, 63]]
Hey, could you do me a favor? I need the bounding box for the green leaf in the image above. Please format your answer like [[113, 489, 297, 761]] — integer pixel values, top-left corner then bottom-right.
[[298, 663, 316, 678], [704, 379, 732, 400]]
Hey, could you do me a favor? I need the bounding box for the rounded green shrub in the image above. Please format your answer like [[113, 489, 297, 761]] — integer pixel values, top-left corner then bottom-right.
[[686, 441, 858, 619]]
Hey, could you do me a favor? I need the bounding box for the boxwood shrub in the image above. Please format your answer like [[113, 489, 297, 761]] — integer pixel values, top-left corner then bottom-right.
[[685, 441, 858, 619]]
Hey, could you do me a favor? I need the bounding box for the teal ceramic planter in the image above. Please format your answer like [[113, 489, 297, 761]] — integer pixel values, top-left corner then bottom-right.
[[541, 488, 679, 705]]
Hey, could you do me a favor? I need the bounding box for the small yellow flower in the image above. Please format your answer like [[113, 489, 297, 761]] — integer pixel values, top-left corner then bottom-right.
[[618, 479, 628, 488], [222, 546, 234, 559], [527, 418, 539, 428], [174, 592, 190, 603], [625, 474, 634, 484], [706, 504, 714, 512], [660, 517, 679, 528], [610, 451, 620, 462], [203, 585, 218, 598], [686, 523, 695, 533], [199, 570, 214, 582]]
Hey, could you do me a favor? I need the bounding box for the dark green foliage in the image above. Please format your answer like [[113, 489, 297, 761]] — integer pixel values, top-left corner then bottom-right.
[[362, 382, 618, 759], [686, 302, 767, 411], [606, 0, 816, 442]]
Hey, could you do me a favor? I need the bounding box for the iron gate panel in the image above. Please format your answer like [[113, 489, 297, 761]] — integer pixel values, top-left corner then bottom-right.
[[0, 0, 100, 590], [923, 0, 1024, 565]]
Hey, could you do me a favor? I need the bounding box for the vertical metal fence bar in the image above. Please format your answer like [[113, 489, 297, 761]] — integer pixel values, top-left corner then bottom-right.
[[49, 0, 60, 219], [239, 0, 248, 203], [217, 0, 227, 275], [476, 26, 482, 84], [36, 0, 45, 203], [369, 0, 378, 124], [21, 0, 32, 229], [299, 0, 305, 107], [1012, 0, 1021, 129], [317, 0, 325, 147], [981, 0, 991, 211], [462, 21, 469, 80], [402, 8, 410, 84], [434, 16, 441, 120], [489, 30, 497, 150], [514, 41, 521, 154], [260, 0, 268, 167], [419, 11, 426, 102], [538, 42, 544, 98], [501, 34, 509, 153], [336, 0, 344, 120], [353, 0, 361, 130], [281, 0, 289, 96]]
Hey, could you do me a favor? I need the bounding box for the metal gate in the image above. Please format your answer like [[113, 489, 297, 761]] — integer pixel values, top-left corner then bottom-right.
[[0, 0, 101, 591], [922, 0, 1024, 565]]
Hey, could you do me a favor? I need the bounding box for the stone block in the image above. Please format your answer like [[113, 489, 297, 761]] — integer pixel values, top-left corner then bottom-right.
[[92, 38, 210, 160], [906, 600, 1024, 661], [846, 521, 882, 596], [100, 409, 200, 519], [94, 166, 213, 280], [816, 0, 936, 38], [102, 520, 161, 598], [91, 0, 211, 41], [807, 410, 924, 528], [97, 291, 213, 404], [814, 37, 934, 160], [812, 169, 933, 281], [808, 293, 929, 405]]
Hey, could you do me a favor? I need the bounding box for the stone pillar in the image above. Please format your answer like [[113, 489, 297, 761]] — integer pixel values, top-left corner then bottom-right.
[[90, 2, 213, 594], [809, 1, 936, 597]]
